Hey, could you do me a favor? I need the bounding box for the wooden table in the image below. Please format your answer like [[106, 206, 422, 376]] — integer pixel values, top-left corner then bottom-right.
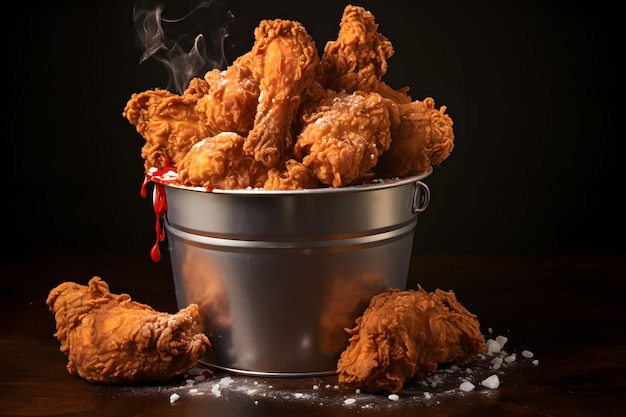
[[2, 252, 624, 416]]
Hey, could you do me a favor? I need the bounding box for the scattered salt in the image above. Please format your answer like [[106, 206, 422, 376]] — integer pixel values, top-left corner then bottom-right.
[[211, 383, 222, 397], [219, 376, 234, 387], [459, 381, 475, 392], [481, 375, 500, 389], [495, 335, 508, 349], [504, 354, 517, 364], [174, 327, 536, 407], [490, 357, 503, 365], [485, 339, 501, 353]]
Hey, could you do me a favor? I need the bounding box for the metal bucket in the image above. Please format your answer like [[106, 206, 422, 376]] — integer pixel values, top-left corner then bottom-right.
[[164, 167, 431, 376]]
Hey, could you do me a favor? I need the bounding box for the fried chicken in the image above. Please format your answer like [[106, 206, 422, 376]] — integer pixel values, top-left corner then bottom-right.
[[177, 133, 317, 190], [46, 277, 210, 384], [124, 6, 456, 192], [123, 77, 210, 170], [294, 91, 397, 187], [377, 97, 455, 178], [263, 159, 320, 190], [337, 287, 485, 393], [243, 19, 320, 168], [196, 53, 260, 138], [178, 132, 268, 190], [319, 5, 394, 94]]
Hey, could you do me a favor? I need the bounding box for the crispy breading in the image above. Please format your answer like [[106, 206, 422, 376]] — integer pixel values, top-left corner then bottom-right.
[[243, 19, 320, 167], [319, 5, 394, 93], [123, 78, 210, 170], [337, 287, 485, 393], [377, 97, 455, 177], [46, 277, 210, 384], [294, 91, 396, 187], [263, 159, 320, 190], [178, 132, 268, 189]]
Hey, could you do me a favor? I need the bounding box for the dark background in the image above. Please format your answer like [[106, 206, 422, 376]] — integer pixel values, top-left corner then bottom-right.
[[4, 0, 624, 263]]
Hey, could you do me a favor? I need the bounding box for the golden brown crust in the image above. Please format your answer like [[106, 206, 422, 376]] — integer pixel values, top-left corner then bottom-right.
[[243, 19, 320, 167], [319, 5, 394, 93], [123, 78, 210, 170], [178, 132, 268, 189], [46, 277, 210, 384], [263, 159, 320, 190], [377, 98, 455, 178], [294, 91, 394, 187], [124, 6, 455, 189], [337, 287, 485, 393]]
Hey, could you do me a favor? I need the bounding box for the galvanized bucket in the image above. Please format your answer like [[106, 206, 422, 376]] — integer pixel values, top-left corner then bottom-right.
[[164, 167, 431, 376]]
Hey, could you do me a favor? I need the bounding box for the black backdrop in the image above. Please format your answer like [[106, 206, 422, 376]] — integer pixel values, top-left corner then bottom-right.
[[5, 0, 624, 262]]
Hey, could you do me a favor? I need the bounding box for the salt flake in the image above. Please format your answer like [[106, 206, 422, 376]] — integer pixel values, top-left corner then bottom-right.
[[504, 354, 517, 364], [481, 375, 500, 389], [485, 339, 501, 353], [495, 335, 508, 349], [459, 381, 475, 392]]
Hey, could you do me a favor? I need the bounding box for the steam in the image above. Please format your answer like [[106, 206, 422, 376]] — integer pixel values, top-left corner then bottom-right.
[[133, 0, 232, 94]]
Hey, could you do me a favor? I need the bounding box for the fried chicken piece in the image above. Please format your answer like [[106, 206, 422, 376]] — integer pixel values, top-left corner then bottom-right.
[[243, 19, 320, 168], [263, 159, 319, 190], [177, 132, 268, 190], [196, 53, 260, 137], [375, 81, 413, 104], [123, 78, 210, 170], [319, 5, 394, 94], [376, 97, 455, 177], [337, 287, 485, 393], [294, 91, 397, 187], [46, 277, 210, 384]]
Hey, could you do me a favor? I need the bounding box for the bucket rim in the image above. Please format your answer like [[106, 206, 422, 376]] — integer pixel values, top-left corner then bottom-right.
[[161, 166, 433, 196]]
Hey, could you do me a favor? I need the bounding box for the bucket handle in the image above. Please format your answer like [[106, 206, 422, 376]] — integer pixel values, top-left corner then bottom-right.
[[412, 180, 431, 213]]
